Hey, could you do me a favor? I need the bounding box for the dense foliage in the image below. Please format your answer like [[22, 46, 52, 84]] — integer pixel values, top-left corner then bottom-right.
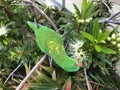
[[0, 0, 120, 90]]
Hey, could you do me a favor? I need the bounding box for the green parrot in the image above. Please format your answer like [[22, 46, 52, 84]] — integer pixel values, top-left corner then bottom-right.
[[27, 21, 80, 72]]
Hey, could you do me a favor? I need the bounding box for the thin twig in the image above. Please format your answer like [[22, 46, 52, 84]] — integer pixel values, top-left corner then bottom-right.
[[102, 1, 112, 14], [89, 80, 104, 87], [83, 61, 91, 90], [16, 55, 46, 90], [108, 12, 120, 20], [22, 0, 58, 31], [61, 31, 68, 37], [99, 11, 120, 25], [109, 20, 120, 24], [4, 61, 24, 84]]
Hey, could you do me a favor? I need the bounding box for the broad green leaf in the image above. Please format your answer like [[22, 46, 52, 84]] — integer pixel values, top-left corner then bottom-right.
[[98, 30, 110, 42], [92, 19, 99, 38], [3, 39, 8, 45], [97, 31, 103, 42], [101, 46, 116, 54], [81, 31, 95, 42], [94, 45, 101, 52]]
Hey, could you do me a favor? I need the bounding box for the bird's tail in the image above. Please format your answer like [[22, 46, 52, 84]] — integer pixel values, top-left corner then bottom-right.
[[27, 21, 37, 31]]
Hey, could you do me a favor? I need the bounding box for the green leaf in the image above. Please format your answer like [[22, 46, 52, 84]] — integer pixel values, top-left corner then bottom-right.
[[98, 30, 110, 42], [97, 32, 103, 42], [90, 9, 100, 17], [81, 0, 87, 17], [87, 0, 94, 11], [92, 19, 99, 38], [85, 0, 95, 17], [2, 39, 8, 45], [94, 45, 101, 52], [73, 4, 81, 17], [89, 73, 100, 83], [101, 46, 116, 54], [81, 31, 95, 42]]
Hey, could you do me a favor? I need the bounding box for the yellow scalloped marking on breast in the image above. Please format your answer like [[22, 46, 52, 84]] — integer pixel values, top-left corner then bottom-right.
[[48, 38, 62, 54]]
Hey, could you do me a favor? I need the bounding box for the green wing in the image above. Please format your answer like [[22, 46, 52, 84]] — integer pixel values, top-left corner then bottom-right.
[[27, 21, 80, 72]]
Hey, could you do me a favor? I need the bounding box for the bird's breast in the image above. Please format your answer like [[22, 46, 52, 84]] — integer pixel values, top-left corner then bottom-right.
[[47, 38, 64, 55]]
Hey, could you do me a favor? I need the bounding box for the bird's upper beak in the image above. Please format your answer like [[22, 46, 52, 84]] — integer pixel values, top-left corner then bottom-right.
[[77, 60, 83, 67]]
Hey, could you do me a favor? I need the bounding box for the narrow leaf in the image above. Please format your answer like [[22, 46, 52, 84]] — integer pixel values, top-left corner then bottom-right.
[[85, 0, 95, 17], [81, 0, 87, 17], [92, 19, 99, 38], [101, 46, 116, 54], [3, 39, 8, 45], [94, 45, 101, 52], [73, 4, 81, 17], [89, 73, 100, 83], [98, 30, 110, 42], [81, 31, 95, 42]]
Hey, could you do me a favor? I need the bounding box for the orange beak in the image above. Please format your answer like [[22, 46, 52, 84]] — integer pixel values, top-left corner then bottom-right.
[[78, 61, 83, 67]]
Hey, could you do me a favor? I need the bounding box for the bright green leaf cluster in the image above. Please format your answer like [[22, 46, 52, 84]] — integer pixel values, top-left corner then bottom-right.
[[73, 0, 96, 24], [81, 19, 116, 54]]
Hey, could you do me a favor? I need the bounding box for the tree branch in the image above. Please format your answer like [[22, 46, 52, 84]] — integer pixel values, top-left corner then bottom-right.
[[22, 0, 58, 31], [89, 80, 104, 87], [99, 12, 120, 25], [16, 55, 46, 90], [83, 61, 91, 90]]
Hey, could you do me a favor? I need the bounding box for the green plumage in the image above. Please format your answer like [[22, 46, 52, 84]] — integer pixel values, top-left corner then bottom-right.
[[27, 21, 80, 72]]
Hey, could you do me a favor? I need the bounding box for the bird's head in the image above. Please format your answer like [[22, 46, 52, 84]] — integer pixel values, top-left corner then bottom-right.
[[62, 57, 82, 72]]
